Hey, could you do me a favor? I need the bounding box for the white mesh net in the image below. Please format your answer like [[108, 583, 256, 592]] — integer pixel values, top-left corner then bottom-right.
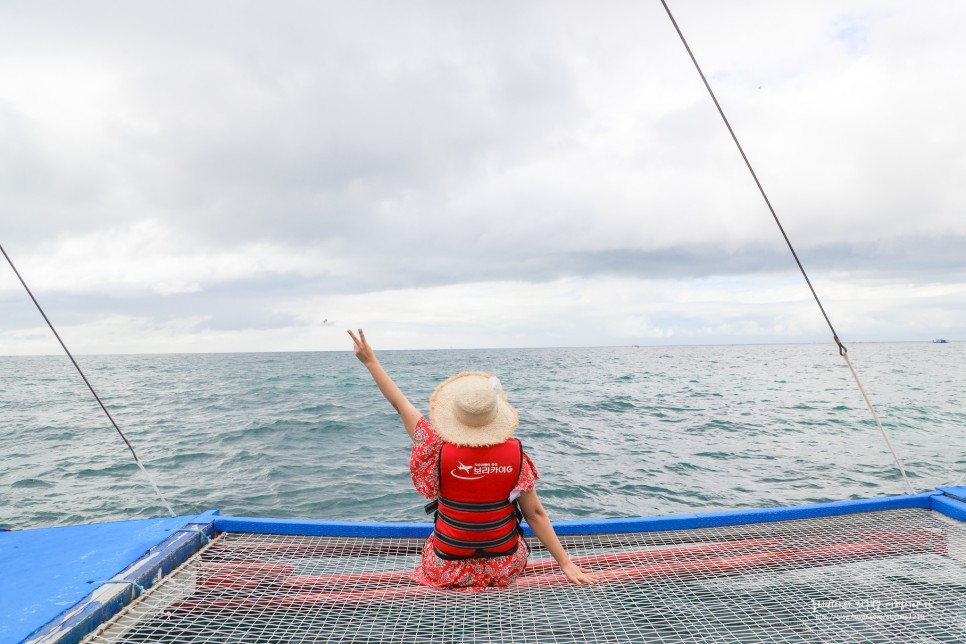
[[86, 508, 966, 643]]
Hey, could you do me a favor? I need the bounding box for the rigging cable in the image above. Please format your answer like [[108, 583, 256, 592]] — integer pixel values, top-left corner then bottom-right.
[[1, 242, 176, 516], [659, 0, 915, 495]]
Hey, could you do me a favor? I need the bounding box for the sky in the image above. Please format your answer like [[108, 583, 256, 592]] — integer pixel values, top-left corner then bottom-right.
[[1, 0, 964, 355]]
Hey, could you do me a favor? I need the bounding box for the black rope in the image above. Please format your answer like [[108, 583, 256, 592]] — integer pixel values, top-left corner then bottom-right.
[[659, 0, 846, 355], [2, 242, 175, 513], [0, 243, 144, 458]]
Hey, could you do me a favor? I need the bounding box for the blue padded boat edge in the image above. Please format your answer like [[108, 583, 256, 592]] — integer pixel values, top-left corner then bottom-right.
[[213, 492, 939, 538], [23, 511, 218, 644], [931, 489, 966, 522]]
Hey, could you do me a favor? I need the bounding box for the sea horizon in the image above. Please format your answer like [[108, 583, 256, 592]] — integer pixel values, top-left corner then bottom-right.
[[0, 337, 952, 359], [3, 342, 962, 530]]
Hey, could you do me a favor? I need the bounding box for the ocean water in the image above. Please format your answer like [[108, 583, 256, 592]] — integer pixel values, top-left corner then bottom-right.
[[0, 343, 962, 530]]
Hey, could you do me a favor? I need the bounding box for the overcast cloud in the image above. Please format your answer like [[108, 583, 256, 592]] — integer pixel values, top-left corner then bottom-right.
[[1, 0, 964, 354]]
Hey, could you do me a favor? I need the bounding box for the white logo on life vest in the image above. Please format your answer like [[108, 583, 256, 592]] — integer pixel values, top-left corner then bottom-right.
[[450, 460, 514, 480]]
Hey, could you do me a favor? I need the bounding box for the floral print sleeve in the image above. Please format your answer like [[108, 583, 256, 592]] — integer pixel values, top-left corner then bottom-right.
[[410, 416, 443, 499], [511, 452, 539, 499]]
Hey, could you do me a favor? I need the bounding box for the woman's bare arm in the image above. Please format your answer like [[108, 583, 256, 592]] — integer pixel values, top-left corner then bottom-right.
[[518, 489, 598, 585], [348, 329, 422, 439]]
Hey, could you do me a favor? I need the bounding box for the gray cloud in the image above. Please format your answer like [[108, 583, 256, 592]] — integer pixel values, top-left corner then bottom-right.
[[2, 0, 964, 352]]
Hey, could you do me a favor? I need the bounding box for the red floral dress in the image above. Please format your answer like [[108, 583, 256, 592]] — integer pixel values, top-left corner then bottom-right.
[[409, 416, 539, 589]]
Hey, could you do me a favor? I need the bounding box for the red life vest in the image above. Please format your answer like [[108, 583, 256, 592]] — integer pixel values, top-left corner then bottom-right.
[[429, 438, 524, 560]]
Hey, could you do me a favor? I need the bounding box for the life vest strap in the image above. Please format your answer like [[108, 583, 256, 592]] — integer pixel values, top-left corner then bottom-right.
[[433, 540, 520, 561], [432, 526, 519, 551], [438, 495, 511, 513], [436, 511, 516, 532]]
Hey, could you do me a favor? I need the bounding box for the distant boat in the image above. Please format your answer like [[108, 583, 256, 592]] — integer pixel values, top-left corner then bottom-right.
[[932, 338, 949, 343]]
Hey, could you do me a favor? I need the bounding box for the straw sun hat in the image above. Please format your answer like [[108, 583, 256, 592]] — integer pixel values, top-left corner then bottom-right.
[[429, 372, 519, 447]]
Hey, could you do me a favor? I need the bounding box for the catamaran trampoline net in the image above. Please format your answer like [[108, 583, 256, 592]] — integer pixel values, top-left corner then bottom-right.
[[86, 508, 966, 643]]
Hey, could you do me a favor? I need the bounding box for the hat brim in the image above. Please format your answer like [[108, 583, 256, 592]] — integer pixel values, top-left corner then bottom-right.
[[429, 372, 518, 447]]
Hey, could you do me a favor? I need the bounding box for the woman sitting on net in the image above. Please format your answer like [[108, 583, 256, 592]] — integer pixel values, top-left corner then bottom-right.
[[349, 329, 597, 588]]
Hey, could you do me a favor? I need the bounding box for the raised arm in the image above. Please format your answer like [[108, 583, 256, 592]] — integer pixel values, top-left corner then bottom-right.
[[348, 329, 422, 439], [518, 489, 598, 585]]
